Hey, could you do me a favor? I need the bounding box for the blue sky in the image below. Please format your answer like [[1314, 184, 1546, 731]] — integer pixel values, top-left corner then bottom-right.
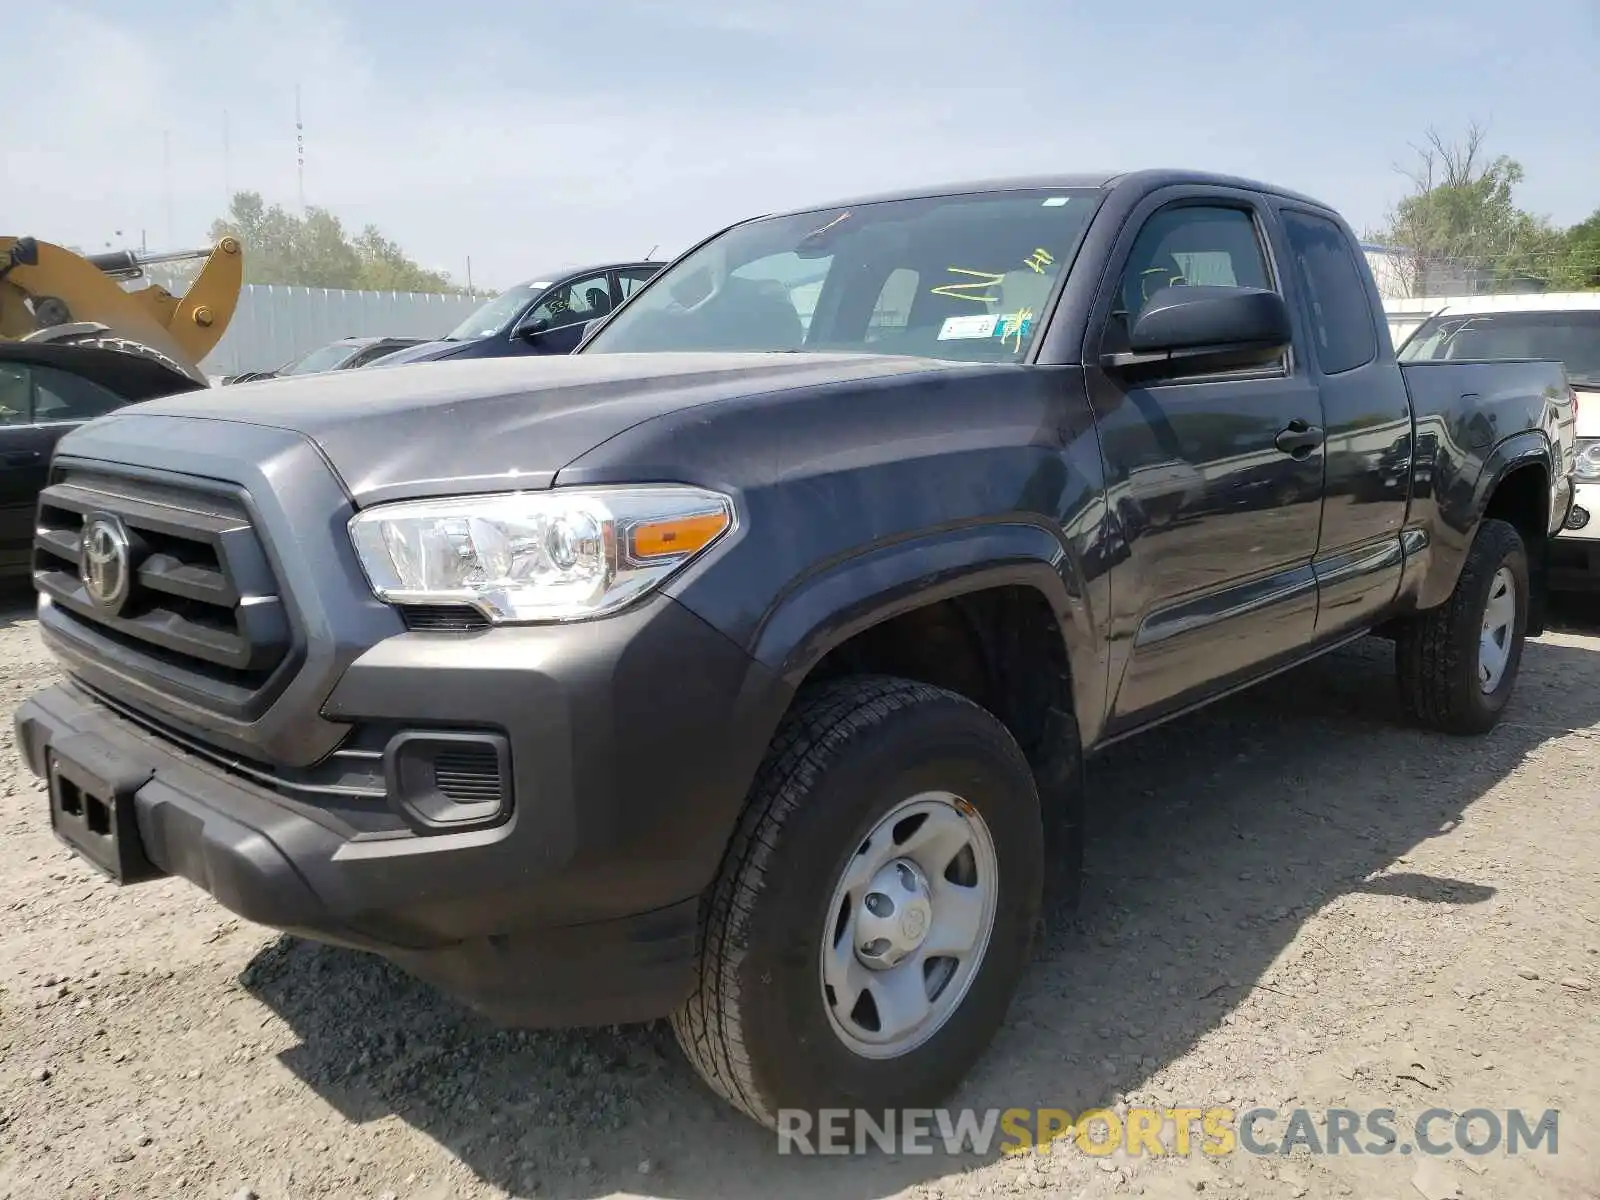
[[8, 0, 1598, 290]]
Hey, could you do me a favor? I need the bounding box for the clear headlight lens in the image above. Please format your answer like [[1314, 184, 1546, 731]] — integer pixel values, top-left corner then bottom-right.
[[348, 486, 735, 623], [1576, 439, 1600, 483]]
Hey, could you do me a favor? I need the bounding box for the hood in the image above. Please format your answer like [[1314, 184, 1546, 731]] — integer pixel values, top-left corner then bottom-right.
[[364, 339, 469, 367], [0, 340, 210, 402], [105, 352, 966, 506]]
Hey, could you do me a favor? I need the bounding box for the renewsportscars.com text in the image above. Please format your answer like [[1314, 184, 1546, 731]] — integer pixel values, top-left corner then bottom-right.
[[776, 1106, 1560, 1158]]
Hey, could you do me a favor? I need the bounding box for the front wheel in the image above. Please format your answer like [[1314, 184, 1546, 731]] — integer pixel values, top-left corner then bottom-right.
[[1396, 517, 1530, 735], [671, 675, 1043, 1128]]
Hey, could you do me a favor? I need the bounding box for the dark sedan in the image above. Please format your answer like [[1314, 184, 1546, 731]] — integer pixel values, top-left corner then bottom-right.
[[365, 261, 662, 367], [224, 335, 428, 384]]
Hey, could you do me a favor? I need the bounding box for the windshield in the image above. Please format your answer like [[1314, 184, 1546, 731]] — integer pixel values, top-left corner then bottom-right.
[[1398, 309, 1600, 387], [444, 281, 548, 340], [582, 188, 1100, 362], [281, 343, 360, 375]]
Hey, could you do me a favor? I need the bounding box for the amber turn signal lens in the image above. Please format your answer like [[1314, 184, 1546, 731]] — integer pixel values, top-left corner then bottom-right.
[[629, 510, 731, 559]]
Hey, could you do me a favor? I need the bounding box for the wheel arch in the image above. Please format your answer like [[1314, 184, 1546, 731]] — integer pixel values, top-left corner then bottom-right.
[[1416, 431, 1552, 616], [739, 521, 1102, 898]]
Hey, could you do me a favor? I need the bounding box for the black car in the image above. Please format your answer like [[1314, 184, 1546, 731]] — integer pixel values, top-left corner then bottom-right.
[[224, 335, 427, 384], [0, 341, 206, 577], [365, 261, 662, 367]]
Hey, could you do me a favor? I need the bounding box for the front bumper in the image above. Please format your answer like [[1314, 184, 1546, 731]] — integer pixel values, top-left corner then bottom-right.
[[1550, 480, 1600, 589], [16, 595, 790, 1027]]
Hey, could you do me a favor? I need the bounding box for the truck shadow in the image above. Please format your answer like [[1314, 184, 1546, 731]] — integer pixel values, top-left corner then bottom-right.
[[0, 580, 37, 628], [239, 633, 1600, 1200], [1544, 591, 1600, 637]]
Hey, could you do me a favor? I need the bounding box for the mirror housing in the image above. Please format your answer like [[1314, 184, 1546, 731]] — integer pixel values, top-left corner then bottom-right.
[[518, 319, 594, 354], [1106, 285, 1291, 377], [513, 314, 551, 339]]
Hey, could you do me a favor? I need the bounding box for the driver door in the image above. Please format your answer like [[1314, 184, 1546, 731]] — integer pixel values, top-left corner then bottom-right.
[[1085, 190, 1327, 730], [510, 271, 616, 355]]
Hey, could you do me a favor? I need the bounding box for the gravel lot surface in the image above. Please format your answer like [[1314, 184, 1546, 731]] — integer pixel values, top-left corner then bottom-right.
[[2, 589, 1597, 1200]]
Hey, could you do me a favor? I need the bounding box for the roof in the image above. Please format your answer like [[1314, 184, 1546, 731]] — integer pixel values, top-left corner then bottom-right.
[[1423, 293, 1600, 316], [330, 335, 422, 348], [508, 261, 663, 290], [757, 169, 1338, 222]]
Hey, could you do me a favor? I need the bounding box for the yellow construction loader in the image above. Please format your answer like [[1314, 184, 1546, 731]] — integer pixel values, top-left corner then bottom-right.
[[0, 236, 244, 574], [0, 233, 243, 401]]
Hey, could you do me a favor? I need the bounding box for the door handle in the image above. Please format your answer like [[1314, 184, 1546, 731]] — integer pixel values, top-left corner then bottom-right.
[[0, 449, 41, 465], [1274, 420, 1325, 459]]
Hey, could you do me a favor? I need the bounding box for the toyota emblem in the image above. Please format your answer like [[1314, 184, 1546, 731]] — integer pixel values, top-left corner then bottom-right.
[[79, 513, 132, 613]]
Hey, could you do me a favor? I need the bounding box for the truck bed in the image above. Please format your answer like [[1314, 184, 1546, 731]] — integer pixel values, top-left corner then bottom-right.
[[1398, 357, 1575, 453]]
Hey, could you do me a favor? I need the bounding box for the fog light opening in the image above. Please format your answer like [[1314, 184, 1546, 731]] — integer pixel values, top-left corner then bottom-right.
[[1566, 505, 1590, 532]]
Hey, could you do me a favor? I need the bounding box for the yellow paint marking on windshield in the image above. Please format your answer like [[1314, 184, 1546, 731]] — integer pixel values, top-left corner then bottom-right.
[[999, 308, 1033, 351], [931, 268, 1006, 304], [805, 210, 852, 239], [1024, 248, 1055, 274]]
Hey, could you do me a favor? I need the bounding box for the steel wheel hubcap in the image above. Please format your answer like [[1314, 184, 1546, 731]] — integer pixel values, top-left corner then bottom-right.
[[1478, 565, 1517, 694], [820, 791, 999, 1059]]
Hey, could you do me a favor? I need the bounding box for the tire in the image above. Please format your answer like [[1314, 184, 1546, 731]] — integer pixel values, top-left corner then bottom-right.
[[671, 674, 1043, 1129], [1396, 517, 1529, 735]]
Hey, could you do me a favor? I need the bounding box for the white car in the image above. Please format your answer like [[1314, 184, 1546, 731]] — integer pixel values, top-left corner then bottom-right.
[[1397, 294, 1600, 590]]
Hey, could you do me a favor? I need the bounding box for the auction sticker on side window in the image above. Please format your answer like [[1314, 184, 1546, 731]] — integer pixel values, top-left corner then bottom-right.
[[938, 314, 1002, 340]]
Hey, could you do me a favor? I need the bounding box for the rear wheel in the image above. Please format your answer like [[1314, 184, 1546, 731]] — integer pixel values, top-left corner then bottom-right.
[[1396, 517, 1530, 734], [671, 675, 1043, 1128]]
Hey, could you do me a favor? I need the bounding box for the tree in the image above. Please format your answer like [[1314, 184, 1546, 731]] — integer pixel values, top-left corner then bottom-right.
[[207, 191, 464, 293], [1370, 123, 1568, 296], [1554, 208, 1600, 291]]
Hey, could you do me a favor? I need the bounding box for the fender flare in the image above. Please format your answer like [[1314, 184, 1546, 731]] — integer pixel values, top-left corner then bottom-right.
[[748, 520, 1104, 740], [1469, 429, 1553, 532], [1416, 429, 1553, 613]]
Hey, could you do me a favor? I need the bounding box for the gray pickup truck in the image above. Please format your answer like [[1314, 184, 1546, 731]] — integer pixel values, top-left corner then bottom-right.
[[15, 169, 1577, 1128]]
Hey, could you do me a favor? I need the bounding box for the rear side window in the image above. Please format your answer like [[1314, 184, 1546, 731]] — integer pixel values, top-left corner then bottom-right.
[[1281, 210, 1377, 375]]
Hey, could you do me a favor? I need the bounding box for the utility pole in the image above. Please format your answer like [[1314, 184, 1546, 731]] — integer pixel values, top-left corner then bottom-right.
[[295, 85, 306, 212], [162, 131, 175, 246], [467, 256, 473, 292], [223, 108, 233, 206]]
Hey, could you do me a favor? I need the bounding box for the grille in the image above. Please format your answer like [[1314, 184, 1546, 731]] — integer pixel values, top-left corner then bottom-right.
[[432, 745, 504, 804], [33, 465, 293, 713], [401, 604, 491, 632]]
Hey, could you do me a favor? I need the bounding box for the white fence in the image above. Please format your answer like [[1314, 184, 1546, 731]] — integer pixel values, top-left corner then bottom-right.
[[200, 285, 490, 376], [195, 283, 1588, 378]]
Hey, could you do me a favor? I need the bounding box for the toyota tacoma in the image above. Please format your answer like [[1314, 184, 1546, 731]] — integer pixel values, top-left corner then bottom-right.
[[15, 170, 1578, 1128]]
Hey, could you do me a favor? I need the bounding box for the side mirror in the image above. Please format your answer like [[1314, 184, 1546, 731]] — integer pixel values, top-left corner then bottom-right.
[[522, 319, 593, 354], [1107, 285, 1291, 376], [514, 315, 552, 339]]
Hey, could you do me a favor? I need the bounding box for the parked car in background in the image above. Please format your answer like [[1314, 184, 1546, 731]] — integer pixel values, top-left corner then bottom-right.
[[224, 336, 428, 384], [1398, 294, 1599, 589], [0, 341, 208, 577], [364, 262, 663, 367]]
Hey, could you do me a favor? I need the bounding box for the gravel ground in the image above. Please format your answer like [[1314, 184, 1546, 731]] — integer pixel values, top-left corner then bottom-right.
[[2, 589, 1597, 1200]]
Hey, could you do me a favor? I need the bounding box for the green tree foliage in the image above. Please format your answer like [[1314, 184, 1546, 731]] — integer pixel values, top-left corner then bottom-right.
[[1372, 123, 1596, 294], [208, 192, 463, 294], [1555, 208, 1600, 290]]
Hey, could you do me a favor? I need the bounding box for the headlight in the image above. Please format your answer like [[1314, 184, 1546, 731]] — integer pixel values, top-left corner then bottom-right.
[[348, 486, 734, 623], [1577, 439, 1600, 483]]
